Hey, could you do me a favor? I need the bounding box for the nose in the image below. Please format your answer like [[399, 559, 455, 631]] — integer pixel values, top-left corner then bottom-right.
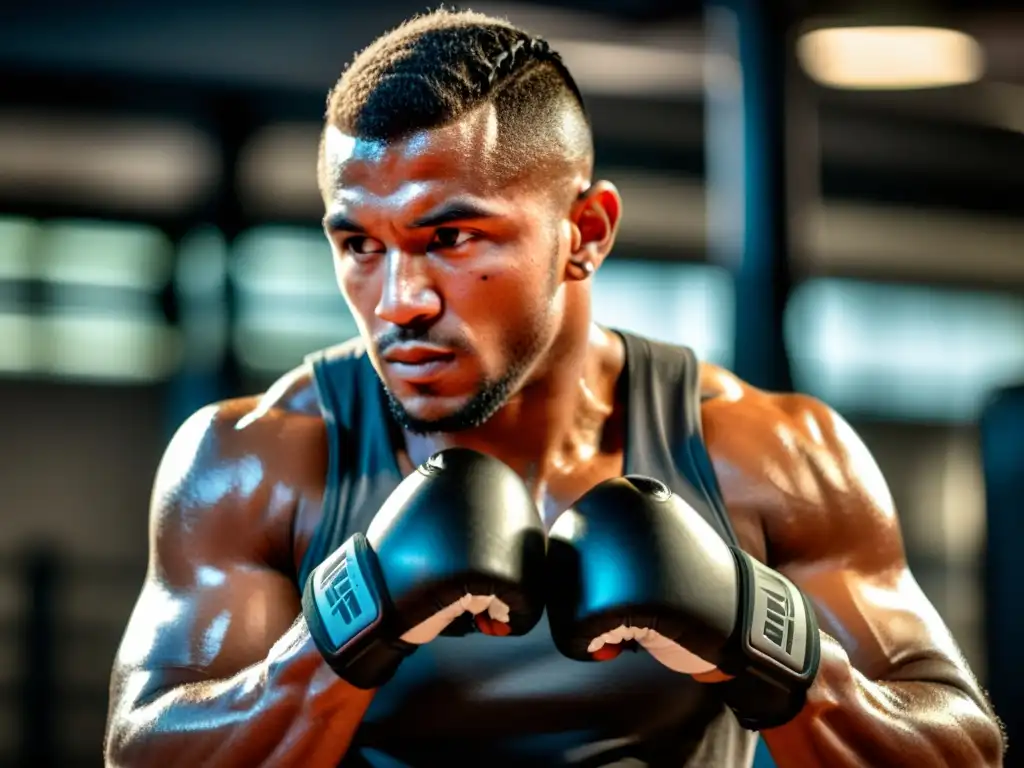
[[375, 250, 442, 328]]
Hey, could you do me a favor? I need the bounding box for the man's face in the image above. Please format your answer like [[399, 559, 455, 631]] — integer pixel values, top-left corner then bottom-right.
[[321, 106, 572, 433]]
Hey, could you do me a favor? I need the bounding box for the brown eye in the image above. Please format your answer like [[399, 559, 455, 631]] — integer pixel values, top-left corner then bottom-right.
[[429, 228, 474, 251], [343, 236, 385, 258]]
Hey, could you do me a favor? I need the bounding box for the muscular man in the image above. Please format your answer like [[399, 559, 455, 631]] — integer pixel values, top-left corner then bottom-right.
[[104, 9, 1004, 767]]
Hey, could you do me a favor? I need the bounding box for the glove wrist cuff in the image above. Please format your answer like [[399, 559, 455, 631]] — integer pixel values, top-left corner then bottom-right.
[[721, 548, 822, 730], [332, 636, 418, 690], [302, 533, 414, 689]]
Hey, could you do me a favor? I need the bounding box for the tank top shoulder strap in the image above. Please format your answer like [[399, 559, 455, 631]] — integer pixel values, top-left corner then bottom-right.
[[617, 330, 740, 548], [298, 338, 402, 587]]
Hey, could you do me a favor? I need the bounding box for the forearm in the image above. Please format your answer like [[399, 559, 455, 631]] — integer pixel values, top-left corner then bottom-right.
[[761, 635, 1004, 768], [107, 620, 375, 768]]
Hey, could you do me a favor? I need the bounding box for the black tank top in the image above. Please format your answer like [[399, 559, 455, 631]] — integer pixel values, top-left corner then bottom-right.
[[298, 330, 757, 767]]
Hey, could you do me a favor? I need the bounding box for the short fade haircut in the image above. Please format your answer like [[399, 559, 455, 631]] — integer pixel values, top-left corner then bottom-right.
[[318, 7, 593, 193]]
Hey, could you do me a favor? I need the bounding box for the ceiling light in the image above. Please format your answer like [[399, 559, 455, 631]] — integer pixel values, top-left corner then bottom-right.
[[797, 26, 985, 90]]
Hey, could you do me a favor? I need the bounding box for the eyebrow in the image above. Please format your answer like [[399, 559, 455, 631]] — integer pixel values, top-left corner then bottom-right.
[[322, 212, 365, 234], [410, 201, 498, 229], [322, 201, 499, 234]]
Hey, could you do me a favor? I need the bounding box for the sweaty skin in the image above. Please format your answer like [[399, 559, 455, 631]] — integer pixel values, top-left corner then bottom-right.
[[104, 377, 375, 768], [104, 351, 1004, 767], [105, 101, 1003, 765], [699, 367, 1004, 767]]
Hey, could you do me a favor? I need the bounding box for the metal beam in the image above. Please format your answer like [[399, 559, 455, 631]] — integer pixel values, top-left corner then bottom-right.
[[704, 0, 811, 391]]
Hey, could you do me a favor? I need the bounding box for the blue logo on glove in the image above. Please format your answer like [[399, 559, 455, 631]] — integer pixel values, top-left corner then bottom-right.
[[321, 554, 364, 625]]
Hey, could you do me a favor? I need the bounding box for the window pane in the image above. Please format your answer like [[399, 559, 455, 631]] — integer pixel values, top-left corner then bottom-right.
[[231, 226, 355, 374], [0, 217, 179, 382], [175, 227, 229, 371], [785, 279, 1024, 421], [39, 219, 173, 290], [0, 215, 38, 281], [592, 259, 734, 366]]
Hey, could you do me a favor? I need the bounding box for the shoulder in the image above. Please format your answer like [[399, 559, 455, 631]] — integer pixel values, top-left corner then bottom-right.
[[157, 362, 323, 492], [151, 362, 328, 562], [698, 363, 900, 570], [698, 362, 838, 427]]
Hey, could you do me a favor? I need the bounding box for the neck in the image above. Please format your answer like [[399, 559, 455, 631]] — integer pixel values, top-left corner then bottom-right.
[[401, 324, 623, 495]]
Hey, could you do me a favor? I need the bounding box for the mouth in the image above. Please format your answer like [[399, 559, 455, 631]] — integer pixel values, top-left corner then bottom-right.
[[382, 345, 457, 382]]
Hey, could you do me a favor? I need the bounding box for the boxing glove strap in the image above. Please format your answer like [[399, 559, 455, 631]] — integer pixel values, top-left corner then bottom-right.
[[721, 548, 822, 730], [302, 533, 415, 689], [329, 634, 419, 690]]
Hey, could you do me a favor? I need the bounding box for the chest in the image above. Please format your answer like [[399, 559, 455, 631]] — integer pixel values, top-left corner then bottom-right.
[[537, 449, 628, 528], [537, 442, 768, 563]]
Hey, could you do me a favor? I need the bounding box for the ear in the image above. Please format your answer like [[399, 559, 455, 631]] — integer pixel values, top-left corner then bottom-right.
[[566, 180, 622, 281]]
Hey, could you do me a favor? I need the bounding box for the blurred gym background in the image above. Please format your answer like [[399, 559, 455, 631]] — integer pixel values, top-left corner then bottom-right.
[[0, 0, 1022, 765]]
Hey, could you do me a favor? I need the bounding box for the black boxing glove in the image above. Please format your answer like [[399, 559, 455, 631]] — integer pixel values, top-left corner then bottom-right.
[[546, 476, 820, 730], [302, 448, 546, 689]]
